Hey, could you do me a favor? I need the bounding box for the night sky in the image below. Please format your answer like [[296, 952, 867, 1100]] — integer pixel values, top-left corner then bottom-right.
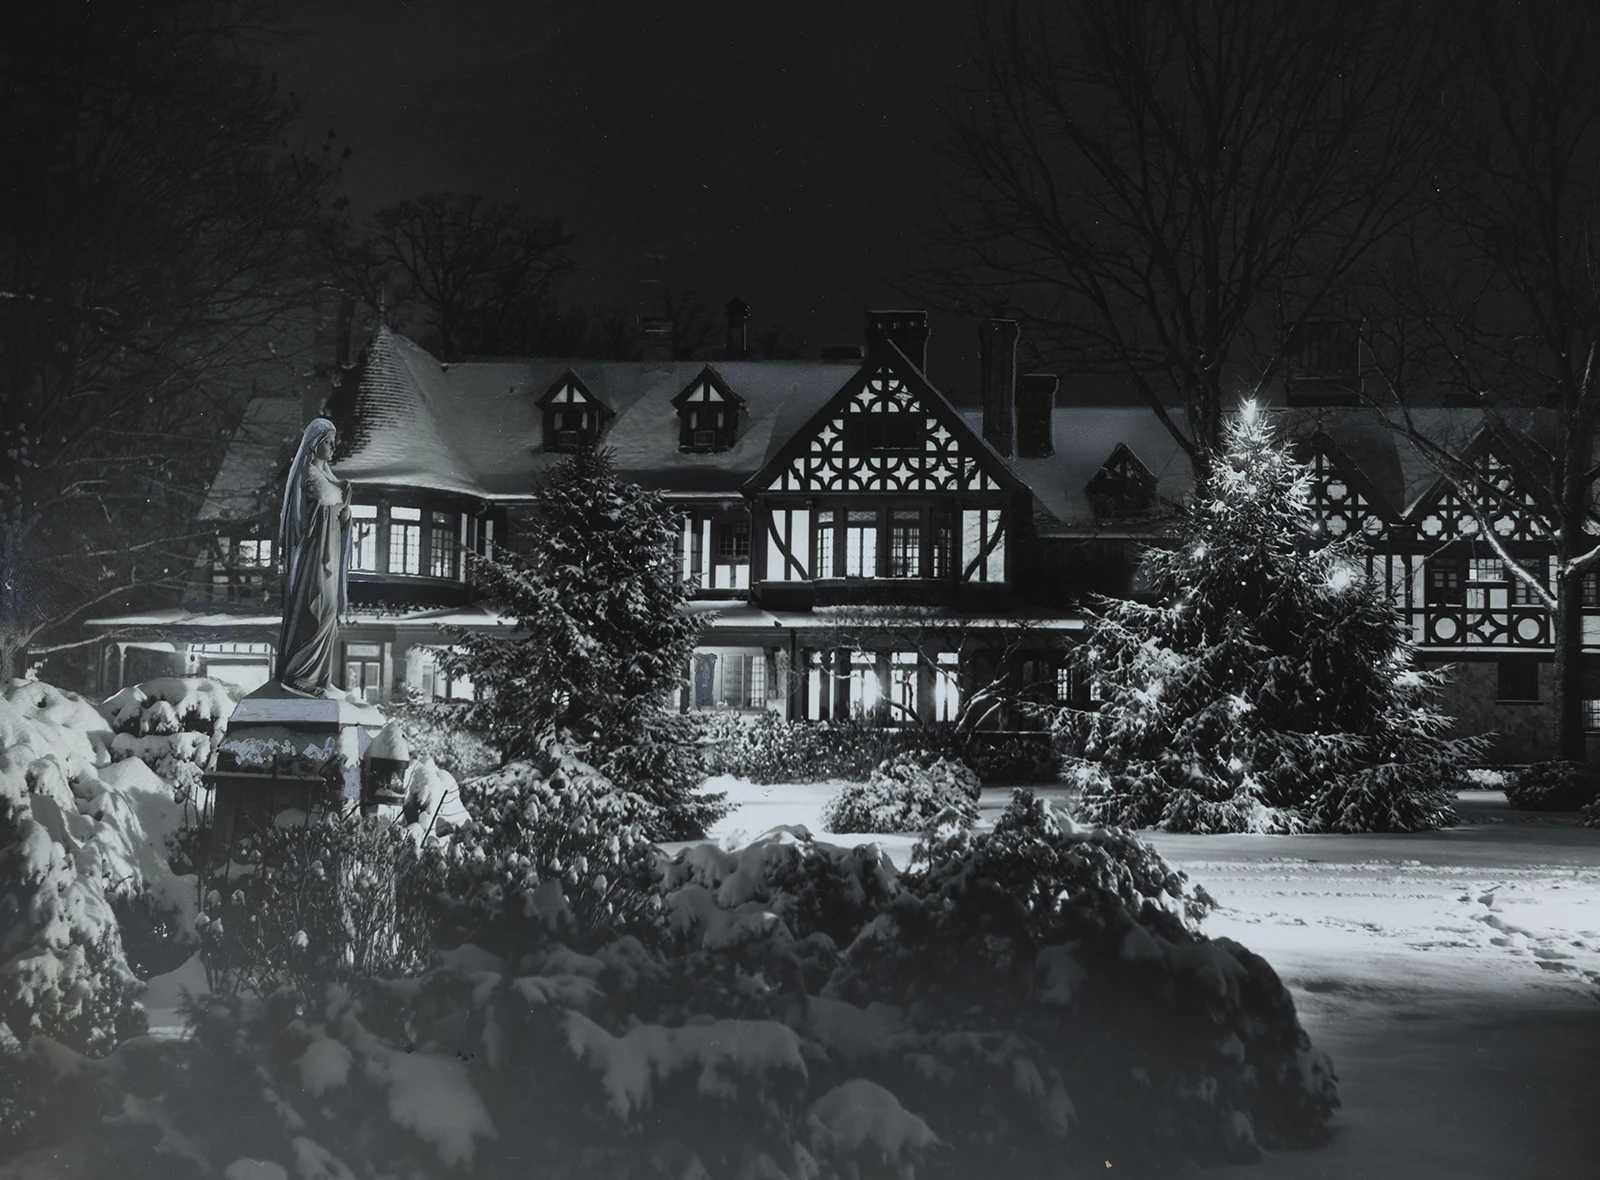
[[270, 0, 985, 391]]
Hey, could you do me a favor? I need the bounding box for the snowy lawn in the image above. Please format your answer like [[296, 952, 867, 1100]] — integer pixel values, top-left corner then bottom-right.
[[680, 777, 1600, 1179]]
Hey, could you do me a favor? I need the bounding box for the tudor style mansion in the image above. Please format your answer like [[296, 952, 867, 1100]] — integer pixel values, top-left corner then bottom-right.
[[85, 308, 1600, 763]]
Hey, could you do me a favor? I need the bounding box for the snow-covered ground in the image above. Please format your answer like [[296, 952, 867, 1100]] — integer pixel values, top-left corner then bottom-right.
[[687, 778, 1600, 1179]]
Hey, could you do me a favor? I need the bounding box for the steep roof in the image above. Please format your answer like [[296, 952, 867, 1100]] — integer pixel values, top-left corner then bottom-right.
[[197, 397, 305, 523], [328, 327, 858, 498]]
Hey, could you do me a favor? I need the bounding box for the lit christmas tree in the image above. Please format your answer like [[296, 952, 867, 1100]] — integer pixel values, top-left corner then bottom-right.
[[1066, 404, 1482, 833]]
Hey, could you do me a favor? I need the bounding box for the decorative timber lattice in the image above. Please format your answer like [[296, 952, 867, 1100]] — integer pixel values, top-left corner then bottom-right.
[[1414, 451, 1546, 543], [764, 367, 1002, 494], [1306, 447, 1388, 540]]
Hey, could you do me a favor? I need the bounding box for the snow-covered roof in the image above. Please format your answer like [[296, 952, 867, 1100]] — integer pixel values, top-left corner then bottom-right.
[[328, 327, 860, 498], [197, 397, 305, 522], [84, 603, 511, 630]]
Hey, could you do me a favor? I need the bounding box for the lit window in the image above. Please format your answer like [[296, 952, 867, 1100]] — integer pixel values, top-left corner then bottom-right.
[[1468, 558, 1505, 583], [887, 511, 920, 578], [934, 652, 960, 722], [845, 511, 878, 578], [746, 653, 767, 708], [344, 642, 381, 702], [930, 513, 953, 579], [350, 504, 378, 572], [848, 651, 880, 718], [1056, 666, 1073, 703], [235, 539, 274, 568], [889, 651, 918, 723], [815, 511, 836, 578], [429, 511, 458, 579], [1584, 571, 1600, 610], [1585, 700, 1600, 732], [389, 506, 421, 575]]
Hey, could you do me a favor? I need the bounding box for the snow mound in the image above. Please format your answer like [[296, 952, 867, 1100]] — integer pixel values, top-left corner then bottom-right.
[[807, 1078, 939, 1162], [102, 677, 235, 734]]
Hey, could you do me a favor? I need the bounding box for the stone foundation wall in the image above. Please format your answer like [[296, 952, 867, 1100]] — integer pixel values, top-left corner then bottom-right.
[[1422, 656, 1600, 765]]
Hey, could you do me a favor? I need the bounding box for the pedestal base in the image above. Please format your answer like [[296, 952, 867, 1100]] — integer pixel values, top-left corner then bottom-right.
[[204, 683, 388, 869]]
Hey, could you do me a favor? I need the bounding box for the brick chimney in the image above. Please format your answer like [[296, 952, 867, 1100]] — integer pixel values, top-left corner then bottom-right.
[[864, 310, 930, 373], [979, 318, 1020, 456], [641, 317, 674, 364], [724, 297, 750, 360], [304, 289, 356, 425], [1015, 373, 1059, 458]]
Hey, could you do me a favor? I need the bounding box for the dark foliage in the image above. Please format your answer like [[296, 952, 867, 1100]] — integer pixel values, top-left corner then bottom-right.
[[1505, 760, 1600, 811], [442, 449, 725, 839]]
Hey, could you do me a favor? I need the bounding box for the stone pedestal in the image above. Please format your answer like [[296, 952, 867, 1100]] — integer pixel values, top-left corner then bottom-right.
[[204, 683, 387, 869]]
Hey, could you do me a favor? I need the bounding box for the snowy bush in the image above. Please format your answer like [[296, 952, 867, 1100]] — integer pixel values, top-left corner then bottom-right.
[[0, 688, 153, 1149], [430, 746, 666, 955], [70, 798, 1336, 1178], [201, 811, 445, 1006], [597, 710, 729, 841], [101, 677, 235, 817], [969, 732, 1060, 784], [832, 792, 1333, 1171], [1066, 407, 1480, 833], [1505, 760, 1600, 811], [820, 750, 981, 835], [381, 689, 500, 780]]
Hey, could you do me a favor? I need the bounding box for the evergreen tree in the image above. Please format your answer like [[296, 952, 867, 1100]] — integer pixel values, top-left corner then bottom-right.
[[1066, 404, 1482, 833], [443, 449, 725, 839]]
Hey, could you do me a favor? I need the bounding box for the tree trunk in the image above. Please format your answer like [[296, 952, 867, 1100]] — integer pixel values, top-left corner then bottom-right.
[[1553, 535, 1589, 764]]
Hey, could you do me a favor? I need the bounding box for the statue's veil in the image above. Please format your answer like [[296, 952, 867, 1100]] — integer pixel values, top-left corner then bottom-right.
[[278, 418, 350, 613]]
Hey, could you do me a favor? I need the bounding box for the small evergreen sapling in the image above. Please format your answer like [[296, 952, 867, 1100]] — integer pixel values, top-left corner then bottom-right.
[[1065, 404, 1481, 833], [442, 449, 726, 838]]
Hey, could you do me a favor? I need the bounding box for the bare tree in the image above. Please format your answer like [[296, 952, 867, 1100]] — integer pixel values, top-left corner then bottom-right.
[[1363, 0, 1600, 762], [911, 0, 1445, 472], [0, 0, 341, 681], [329, 192, 576, 361]]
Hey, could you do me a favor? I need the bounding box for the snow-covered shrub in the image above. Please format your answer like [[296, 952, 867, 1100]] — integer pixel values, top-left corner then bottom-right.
[[597, 710, 729, 840], [661, 827, 900, 950], [430, 746, 666, 955], [71, 801, 1335, 1179], [381, 689, 500, 780], [1066, 408, 1479, 833], [0, 697, 148, 1061], [711, 712, 904, 783], [831, 791, 1333, 1172], [202, 811, 445, 1006], [101, 677, 234, 813], [969, 732, 1060, 784], [110, 889, 197, 981], [1505, 760, 1600, 811], [820, 750, 980, 835]]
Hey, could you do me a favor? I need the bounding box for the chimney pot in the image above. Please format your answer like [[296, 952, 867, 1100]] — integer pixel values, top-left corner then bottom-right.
[[979, 319, 1020, 457], [863, 310, 930, 373], [724, 297, 750, 360]]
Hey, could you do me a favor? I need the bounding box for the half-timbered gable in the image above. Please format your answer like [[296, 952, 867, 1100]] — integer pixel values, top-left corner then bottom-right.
[[1084, 443, 1159, 520], [745, 347, 1025, 608], [1299, 432, 1398, 542], [672, 366, 744, 452], [537, 371, 614, 452]]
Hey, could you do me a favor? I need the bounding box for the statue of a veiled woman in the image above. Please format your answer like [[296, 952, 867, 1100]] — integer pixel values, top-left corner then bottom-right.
[[275, 418, 353, 696]]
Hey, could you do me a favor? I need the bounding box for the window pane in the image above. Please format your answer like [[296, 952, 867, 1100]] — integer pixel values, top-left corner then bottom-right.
[[389, 523, 421, 574], [1468, 557, 1504, 583], [391, 506, 422, 521]]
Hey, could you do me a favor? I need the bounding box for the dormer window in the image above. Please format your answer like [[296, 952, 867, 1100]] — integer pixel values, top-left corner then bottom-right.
[[1085, 443, 1158, 519], [537, 371, 613, 452], [673, 367, 743, 452]]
